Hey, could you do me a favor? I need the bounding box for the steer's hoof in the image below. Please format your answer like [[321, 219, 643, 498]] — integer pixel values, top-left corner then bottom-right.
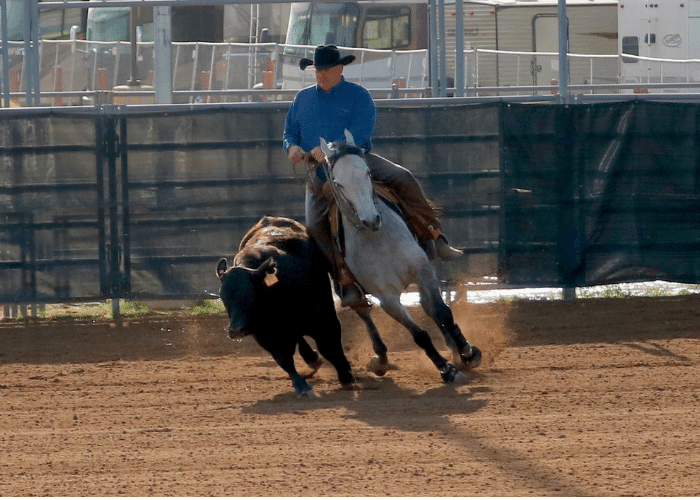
[[441, 364, 468, 384], [297, 388, 317, 398], [339, 372, 356, 389]]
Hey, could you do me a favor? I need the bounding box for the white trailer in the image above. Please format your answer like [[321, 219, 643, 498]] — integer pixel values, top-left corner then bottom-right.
[[281, 0, 619, 93], [443, 0, 618, 90], [618, 0, 700, 87]]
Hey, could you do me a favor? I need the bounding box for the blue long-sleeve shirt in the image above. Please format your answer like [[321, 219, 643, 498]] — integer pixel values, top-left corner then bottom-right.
[[283, 77, 376, 154]]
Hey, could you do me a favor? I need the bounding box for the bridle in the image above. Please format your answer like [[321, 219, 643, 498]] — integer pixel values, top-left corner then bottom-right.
[[320, 143, 378, 229]]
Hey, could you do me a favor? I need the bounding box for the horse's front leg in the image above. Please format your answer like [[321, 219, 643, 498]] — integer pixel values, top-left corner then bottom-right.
[[354, 306, 389, 376], [417, 269, 482, 372], [429, 302, 482, 371], [378, 295, 467, 384]]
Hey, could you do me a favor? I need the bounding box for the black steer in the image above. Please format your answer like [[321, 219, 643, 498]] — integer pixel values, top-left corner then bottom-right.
[[216, 216, 355, 396]]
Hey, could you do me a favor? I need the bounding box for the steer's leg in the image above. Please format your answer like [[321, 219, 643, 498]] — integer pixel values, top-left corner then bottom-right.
[[311, 315, 355, 388], [267, 348, 314, 397]]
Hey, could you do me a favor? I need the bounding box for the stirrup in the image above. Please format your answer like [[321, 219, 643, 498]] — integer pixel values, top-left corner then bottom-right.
[[340, 282, 370, 309]]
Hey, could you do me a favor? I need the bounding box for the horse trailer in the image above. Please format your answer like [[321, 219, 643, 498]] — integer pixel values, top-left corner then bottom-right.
[[618, 0, 700, 89], [281, 0, 619, 92]]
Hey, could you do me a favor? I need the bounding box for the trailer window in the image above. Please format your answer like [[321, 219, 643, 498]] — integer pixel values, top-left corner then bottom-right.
[[362, 7, 410, 49], [285, 3, 360, 48], [622, 36, 639, 63]]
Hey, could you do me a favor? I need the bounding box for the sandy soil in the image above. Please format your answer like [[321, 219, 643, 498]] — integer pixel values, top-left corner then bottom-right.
[[1, 293, 699, 496]]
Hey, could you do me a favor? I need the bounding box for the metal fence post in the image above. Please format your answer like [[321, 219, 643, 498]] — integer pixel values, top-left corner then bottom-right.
[[119, 115, 131, 300], [105, 109, 122, 315], [96, 107, 125, 317], [96, 112, 108, 300]]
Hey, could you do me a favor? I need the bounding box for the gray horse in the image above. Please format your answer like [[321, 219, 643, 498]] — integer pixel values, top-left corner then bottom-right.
[[319, 130, 482, 384]]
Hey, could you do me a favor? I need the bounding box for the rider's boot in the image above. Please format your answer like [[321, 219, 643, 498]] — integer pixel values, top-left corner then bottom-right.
[[333, 269, 370, 309], [433, 233, 464, 260], [339, 282, 370, 309], [423, 225, 463, 261]]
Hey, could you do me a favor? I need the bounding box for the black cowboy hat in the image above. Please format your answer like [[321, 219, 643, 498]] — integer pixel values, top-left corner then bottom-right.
[[299, 45, 356, 71]]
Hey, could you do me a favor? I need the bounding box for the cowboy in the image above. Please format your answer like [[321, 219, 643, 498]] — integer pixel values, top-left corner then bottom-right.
[[283, 45, 462, 309]]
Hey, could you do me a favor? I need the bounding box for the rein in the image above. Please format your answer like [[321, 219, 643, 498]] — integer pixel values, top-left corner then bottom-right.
[[291, 152, 319, 196]]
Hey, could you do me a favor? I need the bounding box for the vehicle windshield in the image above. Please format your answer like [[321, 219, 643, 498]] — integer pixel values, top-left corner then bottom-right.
[[286, 2, 360, 47]]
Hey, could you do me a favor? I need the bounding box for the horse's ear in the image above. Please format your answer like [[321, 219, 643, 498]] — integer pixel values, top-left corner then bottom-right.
[[344, 129, 356, 146], [320, 137, 333, 158]]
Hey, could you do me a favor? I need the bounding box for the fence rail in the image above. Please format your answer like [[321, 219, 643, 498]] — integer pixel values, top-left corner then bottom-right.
[[5, 38, 700, 108], [1, 40, 430, 107], [0, 101, 502, 314]]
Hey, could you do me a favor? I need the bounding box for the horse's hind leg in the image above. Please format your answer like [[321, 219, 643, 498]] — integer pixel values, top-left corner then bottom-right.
[[298, 337, 323, 374], [379, 296, 466, 384], [418, 269, 482, 371], [354, 307, 389, 376]]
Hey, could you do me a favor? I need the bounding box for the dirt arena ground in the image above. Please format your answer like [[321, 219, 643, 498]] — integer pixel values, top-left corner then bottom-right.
[[1, 293, 699, 496]]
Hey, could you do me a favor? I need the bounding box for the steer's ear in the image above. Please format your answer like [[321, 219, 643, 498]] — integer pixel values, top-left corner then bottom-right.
[[216, 258, 228, 279], [257, 257, 279, 287]]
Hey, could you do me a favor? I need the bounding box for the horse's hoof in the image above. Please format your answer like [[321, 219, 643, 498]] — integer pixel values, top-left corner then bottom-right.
[[367, 355, 389, 376], [305, 358, 324, 375], [460, 345, 483, 371], [441, 364, 468, 384]]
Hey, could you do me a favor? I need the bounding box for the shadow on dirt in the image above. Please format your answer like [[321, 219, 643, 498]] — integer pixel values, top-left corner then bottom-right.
[[241, 375, 592, 496], [241, 375, 490, 434]]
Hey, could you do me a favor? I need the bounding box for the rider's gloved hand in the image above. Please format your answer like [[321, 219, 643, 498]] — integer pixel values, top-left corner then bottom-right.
[[287, 145, 305, 164], [310, 147, 326, 164]]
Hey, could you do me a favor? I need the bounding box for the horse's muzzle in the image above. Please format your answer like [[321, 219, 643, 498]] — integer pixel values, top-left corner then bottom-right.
[[362, 213, 381, 232]]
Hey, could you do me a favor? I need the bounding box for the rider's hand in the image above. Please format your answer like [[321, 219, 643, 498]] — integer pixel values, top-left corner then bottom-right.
[[287, 145, 305, 164], [310, 147, 326, 164]]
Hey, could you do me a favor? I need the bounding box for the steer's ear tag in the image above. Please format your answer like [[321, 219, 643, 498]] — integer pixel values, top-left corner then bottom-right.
[[264, 268, 279, 287]]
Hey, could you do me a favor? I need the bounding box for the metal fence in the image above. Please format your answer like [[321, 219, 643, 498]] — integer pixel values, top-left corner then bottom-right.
[[3, 99, 700, 315], [1, 40, 429, 107], [7, 36, 700, 108], [0, 100, 501, 313]]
